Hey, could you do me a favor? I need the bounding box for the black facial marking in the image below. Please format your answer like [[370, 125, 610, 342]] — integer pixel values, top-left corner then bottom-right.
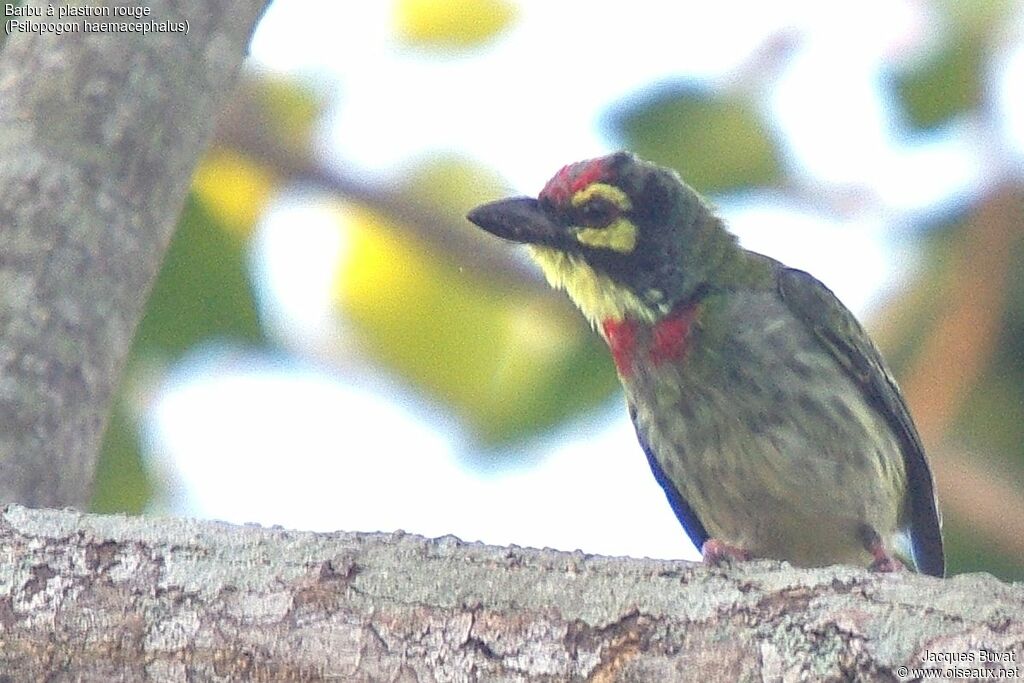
[[575, 196, 619, 228]]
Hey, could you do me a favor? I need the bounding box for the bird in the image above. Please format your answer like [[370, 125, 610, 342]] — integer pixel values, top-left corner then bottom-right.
[[467, 151, 944, 576]]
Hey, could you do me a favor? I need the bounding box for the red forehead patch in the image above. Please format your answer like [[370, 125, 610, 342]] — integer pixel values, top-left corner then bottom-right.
[[540, 156, 612, 206]]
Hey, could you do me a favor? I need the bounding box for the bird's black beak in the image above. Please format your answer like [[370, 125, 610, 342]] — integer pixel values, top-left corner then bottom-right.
[[467, 197, 562, 246]]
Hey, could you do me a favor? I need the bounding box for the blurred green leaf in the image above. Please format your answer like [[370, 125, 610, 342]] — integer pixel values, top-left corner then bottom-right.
[[133, 194, 265, 356], [945, 518, 1024, 581], [892, 0, 1013, 131], [873, 220, 960, 373], [334, 202, 617, 444], [893, 37, 984, 130], [91, 194, 266, 513], [90, 404, 153, 514], [607, 84, 782, 193]]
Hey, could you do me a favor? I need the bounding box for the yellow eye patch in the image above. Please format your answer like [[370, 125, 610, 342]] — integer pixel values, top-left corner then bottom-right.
[[570, 183, 632, 211], [570, 182, 637, 253], [574, 218, 637, 253]]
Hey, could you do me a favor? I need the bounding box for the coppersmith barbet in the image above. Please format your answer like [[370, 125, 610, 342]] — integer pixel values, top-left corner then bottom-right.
[[467, 152, 943, 576]]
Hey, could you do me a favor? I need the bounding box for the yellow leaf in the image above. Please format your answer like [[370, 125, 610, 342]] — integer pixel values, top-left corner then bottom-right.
[[394, 0, 517, 50], [333, 204, 591, 438], [192, 149, 277, 238]]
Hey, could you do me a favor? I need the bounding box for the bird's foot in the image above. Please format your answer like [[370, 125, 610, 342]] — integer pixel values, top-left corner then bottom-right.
[[860, 524, 906, 573], [701, 538, 752, 565], [867, 545, 906, 573]]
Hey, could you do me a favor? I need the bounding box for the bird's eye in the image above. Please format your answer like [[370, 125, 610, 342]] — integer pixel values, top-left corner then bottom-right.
[[578, 198, 617, 227]]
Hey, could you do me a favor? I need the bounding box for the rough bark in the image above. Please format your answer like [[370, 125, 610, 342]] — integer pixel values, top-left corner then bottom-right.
[[0, 505, 1020, 681], [0, 0, 269, 507]]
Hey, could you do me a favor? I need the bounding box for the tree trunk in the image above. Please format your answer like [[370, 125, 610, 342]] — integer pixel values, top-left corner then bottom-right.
[[0, 505, 1020, 681], [0, 0, 269, 507]]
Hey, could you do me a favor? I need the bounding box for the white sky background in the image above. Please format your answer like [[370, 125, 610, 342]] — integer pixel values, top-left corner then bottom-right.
[[147, 1, 1021, 560]]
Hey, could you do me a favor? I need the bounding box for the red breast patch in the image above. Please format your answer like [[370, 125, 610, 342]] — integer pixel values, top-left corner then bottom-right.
[[601, 318, 638, 377], [601, 301, 700, 376], [650, 302, 700, 365]]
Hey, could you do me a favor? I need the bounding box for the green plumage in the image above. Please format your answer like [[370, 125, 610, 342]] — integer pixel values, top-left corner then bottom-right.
[[468, 152, 943, 576]]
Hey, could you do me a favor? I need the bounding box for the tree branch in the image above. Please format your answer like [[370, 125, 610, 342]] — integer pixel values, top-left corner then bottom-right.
[[1, 506, 1020, 680], [212, 86, 548, 291], [0, 0, 269, 507]]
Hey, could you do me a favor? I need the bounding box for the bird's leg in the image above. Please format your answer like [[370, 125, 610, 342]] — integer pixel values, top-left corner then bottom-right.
[[701, 538, 752, 565], [859, 525, 906, 573]]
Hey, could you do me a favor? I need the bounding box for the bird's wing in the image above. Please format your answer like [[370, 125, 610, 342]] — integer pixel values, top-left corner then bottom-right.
[[776, 265, 944, 576], [628, 403, 710, 552]]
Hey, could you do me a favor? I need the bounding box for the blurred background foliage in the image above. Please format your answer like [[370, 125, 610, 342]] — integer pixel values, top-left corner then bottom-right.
[[90, 0, 1024, 580]]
